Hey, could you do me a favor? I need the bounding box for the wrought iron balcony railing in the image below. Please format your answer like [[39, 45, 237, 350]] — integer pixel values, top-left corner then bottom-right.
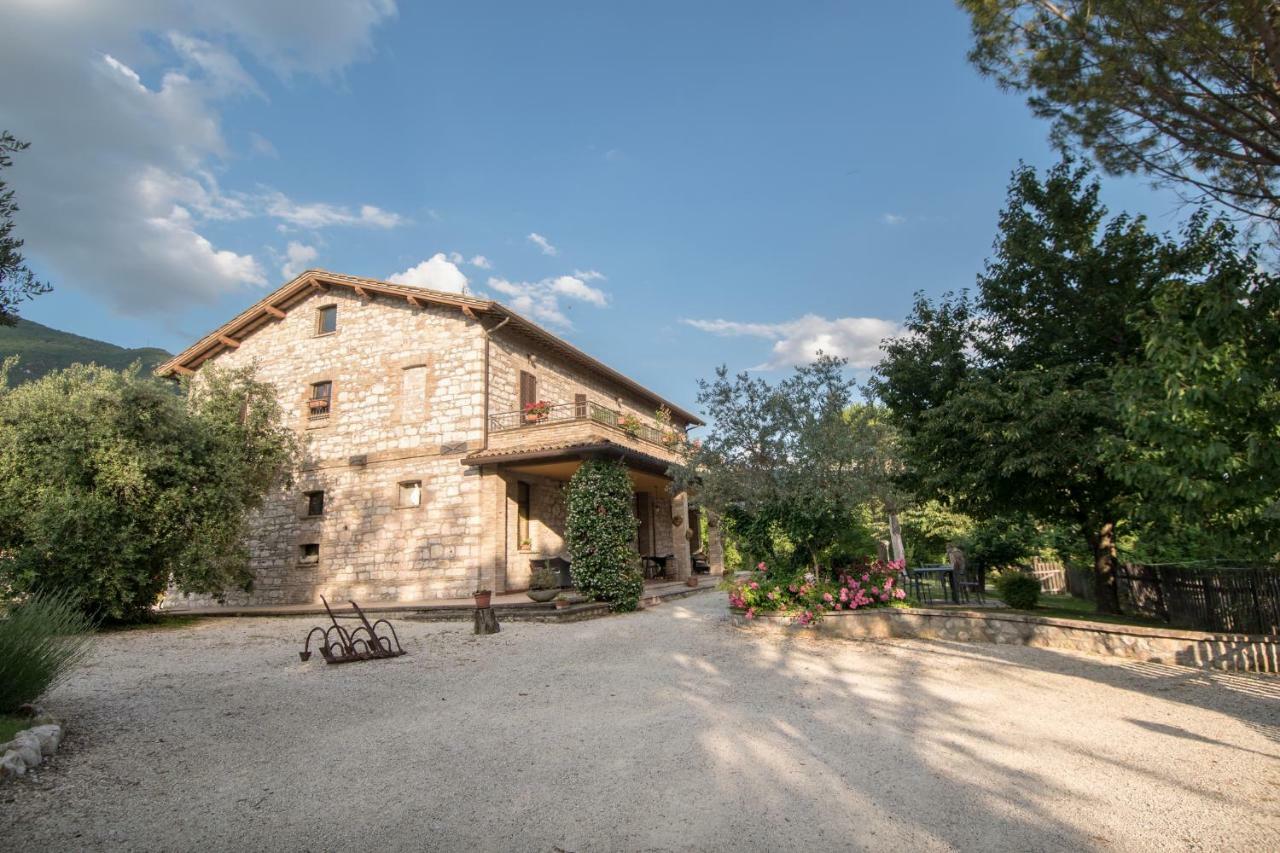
[[488, 400, 684, 451]]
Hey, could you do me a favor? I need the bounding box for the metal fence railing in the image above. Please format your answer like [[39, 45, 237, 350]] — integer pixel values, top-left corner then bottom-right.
[[488, 400, 684, 451]]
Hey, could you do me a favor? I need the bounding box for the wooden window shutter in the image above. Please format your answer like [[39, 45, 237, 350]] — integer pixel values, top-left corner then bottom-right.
[[519, 371, 537, 409], [574, 393, 587, 419]]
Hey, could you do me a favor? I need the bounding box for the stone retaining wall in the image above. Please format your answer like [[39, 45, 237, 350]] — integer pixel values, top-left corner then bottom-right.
[[729, 607, 1279, 673]]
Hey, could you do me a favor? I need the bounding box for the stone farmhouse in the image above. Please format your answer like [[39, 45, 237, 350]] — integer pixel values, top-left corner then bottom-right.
[[157, 270, 718, 605]]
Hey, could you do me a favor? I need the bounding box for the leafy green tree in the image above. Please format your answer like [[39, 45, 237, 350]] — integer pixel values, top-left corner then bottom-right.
[[0, 133, 51, 324], [1114, 217, 1280, 554], [566, 458, 644, 611], [961, 1, 1280, 232], [675, 356, 888, 573], [0, 362, 297, 620], [872, 160, 1180, 613]]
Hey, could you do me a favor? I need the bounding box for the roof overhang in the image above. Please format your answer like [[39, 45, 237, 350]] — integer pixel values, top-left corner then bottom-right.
[[463, 440, 676, 476], [155, 269, 703, 426]]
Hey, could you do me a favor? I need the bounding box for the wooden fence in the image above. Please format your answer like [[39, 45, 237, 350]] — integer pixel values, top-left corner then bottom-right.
[[1028, 560, 1067, 594], [1044, 561, 1278, 635], [1115, 563, 1280, 636]]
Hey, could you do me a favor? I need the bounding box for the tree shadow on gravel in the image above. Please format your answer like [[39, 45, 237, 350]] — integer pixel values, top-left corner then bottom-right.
[[664, 613, 1279, 851]]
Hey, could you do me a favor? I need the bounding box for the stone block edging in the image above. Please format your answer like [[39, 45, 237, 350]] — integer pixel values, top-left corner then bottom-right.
[[1, 716, 64, 781], [729, 606, 1279, 673]]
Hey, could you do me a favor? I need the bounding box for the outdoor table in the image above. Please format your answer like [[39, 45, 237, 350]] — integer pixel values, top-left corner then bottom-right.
[[641, 555, 670, 579], [911, 565, 960, 603]]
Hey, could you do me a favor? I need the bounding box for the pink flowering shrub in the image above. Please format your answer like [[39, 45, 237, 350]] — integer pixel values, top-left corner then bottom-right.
[[727, 559, 909, 624]]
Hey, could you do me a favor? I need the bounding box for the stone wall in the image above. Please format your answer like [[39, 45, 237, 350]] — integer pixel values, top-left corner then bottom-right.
[[168, 287, 488, 606], [730, 607, 1280, 673]]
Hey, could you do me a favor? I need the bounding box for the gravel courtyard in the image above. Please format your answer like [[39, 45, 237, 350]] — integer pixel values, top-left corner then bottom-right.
[[4, 591, 1278, 852]]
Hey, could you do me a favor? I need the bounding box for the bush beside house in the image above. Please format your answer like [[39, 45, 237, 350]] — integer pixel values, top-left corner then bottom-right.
[[565, 458, 644, 611]]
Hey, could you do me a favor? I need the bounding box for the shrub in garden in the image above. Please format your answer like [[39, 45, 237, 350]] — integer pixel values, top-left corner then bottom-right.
[[994, 571, 1041, 610], [0, 362, 297, 621], [565, 458, 644, 611], [727, 559, 908, 625], [0, 590, 96, 713]]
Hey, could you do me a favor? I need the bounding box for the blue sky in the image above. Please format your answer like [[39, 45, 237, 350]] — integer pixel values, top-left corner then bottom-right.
[[3, 1, 1189, 416]]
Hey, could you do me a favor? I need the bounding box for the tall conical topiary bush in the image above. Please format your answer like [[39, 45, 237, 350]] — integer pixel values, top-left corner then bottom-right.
[[566, 458, 643, 611]]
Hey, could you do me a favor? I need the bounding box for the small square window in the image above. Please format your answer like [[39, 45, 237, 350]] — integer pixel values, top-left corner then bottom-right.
[[308, 381, 332, 418], [300, 543, 320, 564], [305, 491, 325, 516], [317, 305, 337, 335], [399, 480, 422, 508]]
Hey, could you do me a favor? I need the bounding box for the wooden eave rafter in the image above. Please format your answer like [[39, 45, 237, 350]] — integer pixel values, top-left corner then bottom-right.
[[264, 305, 286, 319], [218, 335, 240, 348]]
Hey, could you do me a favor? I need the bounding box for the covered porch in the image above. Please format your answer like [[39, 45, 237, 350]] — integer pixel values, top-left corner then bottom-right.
[[466, 440, 717, 594]]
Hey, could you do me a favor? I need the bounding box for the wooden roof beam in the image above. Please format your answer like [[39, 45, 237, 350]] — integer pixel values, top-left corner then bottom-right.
[[352, 284, 369, 299], [170, 364, 195, 376], [264, 305, 286, 319], [461, 305, 477, 321], [406, 294, 423, 309], [218, 335, 240, 348]]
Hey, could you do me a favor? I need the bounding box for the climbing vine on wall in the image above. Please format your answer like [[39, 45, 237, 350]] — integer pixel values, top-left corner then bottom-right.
[[566, 458, 643, 611]]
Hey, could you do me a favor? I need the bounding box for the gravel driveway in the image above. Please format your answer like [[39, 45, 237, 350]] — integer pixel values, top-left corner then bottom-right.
[[4, 591, 1278, 852]]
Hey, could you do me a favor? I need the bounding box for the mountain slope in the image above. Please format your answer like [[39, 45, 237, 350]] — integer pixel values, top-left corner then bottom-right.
[[0, 318, 172, 384]]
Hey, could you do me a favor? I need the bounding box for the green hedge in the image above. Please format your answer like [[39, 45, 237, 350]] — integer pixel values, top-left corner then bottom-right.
[[566, 458, 643, 611], [995, 571, 1042, 610]]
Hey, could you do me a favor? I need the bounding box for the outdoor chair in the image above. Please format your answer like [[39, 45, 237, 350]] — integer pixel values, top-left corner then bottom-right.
[[954, 565, 984, 604]]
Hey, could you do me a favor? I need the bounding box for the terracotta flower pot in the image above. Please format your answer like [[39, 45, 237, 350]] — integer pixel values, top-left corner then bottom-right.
[[473, 591, 492, 609], [555, 599, 572, 610], [686, 576, 699, 588]]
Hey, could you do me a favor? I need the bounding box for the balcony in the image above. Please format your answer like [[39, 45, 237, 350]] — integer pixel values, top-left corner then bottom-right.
[[484, 401, 686, 464]]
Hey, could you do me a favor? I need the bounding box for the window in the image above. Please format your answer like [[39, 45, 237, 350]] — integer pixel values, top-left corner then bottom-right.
[[519, 370, 537, 412], [305, 491, 325, 517], [308, 381, 332, 418], [316, 305, 337, 335], [574, 393, 587, 419], [399, 480, 422, 508], [516, 481, 531, 549], [300, 543, 320, 564]]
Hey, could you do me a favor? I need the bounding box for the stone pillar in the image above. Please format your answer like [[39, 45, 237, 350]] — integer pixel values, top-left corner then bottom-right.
[[477, 465, 509, 593], [706, 510, 725, 576], [670, 491, 693, 580]]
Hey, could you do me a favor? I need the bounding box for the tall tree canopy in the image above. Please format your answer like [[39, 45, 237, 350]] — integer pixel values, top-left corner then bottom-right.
[[1115, 221, 1280, 554], [961, 1, 1280, 233], [872, 160, 1188, 613], [0, 133, 51, 324]]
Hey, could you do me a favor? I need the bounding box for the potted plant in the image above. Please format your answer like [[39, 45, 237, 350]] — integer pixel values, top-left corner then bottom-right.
[[554, 592, 573, 610], [617, 412, 642, 437], [526, 566, 559, 603], [473, 588, 492, 608], [523, 400, 551, 423], [685, 575, 699, 588]]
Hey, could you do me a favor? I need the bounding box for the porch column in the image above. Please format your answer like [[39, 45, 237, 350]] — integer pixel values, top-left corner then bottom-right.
[[477, 464, 509, 593], [706, 510, 726, 576], [670, 490, 693, 580]]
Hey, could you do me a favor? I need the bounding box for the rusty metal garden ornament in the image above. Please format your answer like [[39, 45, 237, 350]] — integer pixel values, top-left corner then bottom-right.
[[300, 596, 406, 664]]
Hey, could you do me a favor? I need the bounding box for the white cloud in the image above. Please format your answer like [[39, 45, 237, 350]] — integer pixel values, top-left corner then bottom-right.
[[280, 241, 318, 279], [387, 253, 470, 294], [572, 268, 605, 281], [527, 232, 558, 256], [683, 313, 900, 370], [0, 1, 398, 312], [881, 213, 906, 226], [263, 192, 404, 229], [248, 132, 278, 158], [486, 273, 608, 328], [469, 255, 492, 269]]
